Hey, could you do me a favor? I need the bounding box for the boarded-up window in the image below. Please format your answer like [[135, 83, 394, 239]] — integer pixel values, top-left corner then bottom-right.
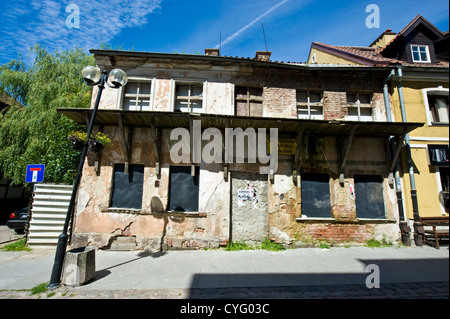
[[354, 175, 385, 219], [301, 173, 331, 217], [110, 164, 144, 209], [168, 166, 200, 212]]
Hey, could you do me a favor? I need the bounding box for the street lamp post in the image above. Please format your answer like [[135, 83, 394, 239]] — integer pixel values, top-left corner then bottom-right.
[[48, 66, 127, 289]]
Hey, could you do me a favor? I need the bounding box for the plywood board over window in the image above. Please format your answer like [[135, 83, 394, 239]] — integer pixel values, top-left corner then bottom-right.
[[168, 166, 200, 212], [110, 164, 144, 209], [354, 175, 385, 219], [300, 173, 331, 218]]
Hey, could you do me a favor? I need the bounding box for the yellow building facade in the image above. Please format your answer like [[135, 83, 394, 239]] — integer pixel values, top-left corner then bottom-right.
[[307, 15, 449, 244], [389, 76, 448, 219]]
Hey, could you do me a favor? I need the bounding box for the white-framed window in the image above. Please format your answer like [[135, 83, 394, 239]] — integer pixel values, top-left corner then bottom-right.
[[119, 78, 154, 111], [174, 82, 205, 112], [423, 88, 449, 125], [411, 45, 431, 63], [436, 166, 449, 215], [296, 90, 323, 120], [346, 92, 373, 121]]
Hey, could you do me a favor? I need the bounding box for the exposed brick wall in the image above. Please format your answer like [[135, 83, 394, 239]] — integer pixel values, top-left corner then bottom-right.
[[263, 87, 297, 118], [234, 68, 386, 121], [323, 91, 347, 120], [306, 223, 374, 243]]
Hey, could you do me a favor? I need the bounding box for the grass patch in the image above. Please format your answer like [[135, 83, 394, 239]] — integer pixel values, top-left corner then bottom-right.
[[31, 282, 48, 295], [1, 238, 31, 251], [260, 238, 286, 251], [225, 240, 255, 251], [366, 237, 394, 248], [319, 242, 331, 249], [225, 238, 287, 251]]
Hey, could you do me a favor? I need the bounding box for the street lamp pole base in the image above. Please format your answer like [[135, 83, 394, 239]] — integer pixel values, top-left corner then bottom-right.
[[47, 232, 69, 289]]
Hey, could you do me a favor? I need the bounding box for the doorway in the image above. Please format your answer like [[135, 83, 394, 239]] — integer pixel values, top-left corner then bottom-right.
[[230, 171, 268, 242]]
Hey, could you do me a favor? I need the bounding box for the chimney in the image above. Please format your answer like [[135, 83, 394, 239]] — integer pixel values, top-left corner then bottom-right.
[[254, 51, 272, 62], [205, 48, 220, 56]]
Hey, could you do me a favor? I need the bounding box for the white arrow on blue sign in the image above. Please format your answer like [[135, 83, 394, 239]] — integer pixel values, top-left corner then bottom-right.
[[26, 164, 45, 183]]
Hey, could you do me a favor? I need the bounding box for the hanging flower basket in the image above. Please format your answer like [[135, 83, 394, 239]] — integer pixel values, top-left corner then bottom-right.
[[89, 132, 111, 153], [68, 131, 111, 153], [68, 131, 87, 151], [88, 139, 104, 153]]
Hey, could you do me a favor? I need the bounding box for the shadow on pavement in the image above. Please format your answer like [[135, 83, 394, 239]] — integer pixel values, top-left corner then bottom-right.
[[92, 249, 168, 283], [187, 258, 449, 298]]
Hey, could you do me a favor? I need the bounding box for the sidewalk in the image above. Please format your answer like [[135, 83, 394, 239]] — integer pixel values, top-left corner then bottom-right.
[[0, 245, 448, 299]]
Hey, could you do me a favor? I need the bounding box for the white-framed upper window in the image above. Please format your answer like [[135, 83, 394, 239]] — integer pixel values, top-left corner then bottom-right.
[[297, 90, 323, 120], [174, 82, 205, 112], [411, 45, 431, 63], [346, 92, 373, 121], [423, 88, 449, 125], [119, 78, 154, 111]]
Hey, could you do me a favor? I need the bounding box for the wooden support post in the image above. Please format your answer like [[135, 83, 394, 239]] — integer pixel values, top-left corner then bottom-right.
[[388, 127, 408, 173], [339, 125, 356, 184], [150, 116, 160, 177], [117, 114, 132, 173], [293, 130, 303, 184]]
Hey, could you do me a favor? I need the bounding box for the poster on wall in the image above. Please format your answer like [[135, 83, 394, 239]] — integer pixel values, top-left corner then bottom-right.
[[237, 182, 259, 207]]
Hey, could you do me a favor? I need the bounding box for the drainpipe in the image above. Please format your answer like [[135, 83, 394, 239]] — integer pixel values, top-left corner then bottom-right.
[[383, 69, 411, 246], [396, 66, 423, 246]]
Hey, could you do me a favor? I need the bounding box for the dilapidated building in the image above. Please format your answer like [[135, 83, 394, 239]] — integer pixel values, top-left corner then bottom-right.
[[59, 49, 421, 250]]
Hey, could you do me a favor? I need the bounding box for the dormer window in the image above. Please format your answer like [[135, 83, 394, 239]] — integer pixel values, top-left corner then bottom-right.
[[411, 45, 431, 63]]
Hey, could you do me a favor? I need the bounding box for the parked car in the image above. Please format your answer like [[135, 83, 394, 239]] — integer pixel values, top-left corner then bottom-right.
[[6, 207, 29, 234]]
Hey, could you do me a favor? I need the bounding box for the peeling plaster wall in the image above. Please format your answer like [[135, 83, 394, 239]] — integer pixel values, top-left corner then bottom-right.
[[71, 58, 402, 250], [267, 136, 400, 245], [72, 126, 231, 250]]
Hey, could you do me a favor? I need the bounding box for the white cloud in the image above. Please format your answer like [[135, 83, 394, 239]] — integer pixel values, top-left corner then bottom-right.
[[0, 0, 162, 64]]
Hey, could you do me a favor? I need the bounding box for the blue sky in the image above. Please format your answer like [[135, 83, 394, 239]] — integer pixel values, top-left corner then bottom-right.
[[0, 0, 448, 66]]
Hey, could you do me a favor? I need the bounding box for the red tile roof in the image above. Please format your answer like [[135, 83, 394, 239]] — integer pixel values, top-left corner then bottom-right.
[[312, 42, 449, 67], [311, 14, 448, 68]]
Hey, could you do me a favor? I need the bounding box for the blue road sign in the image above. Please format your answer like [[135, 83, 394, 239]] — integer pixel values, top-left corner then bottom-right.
[[26, 164, 45, 183]]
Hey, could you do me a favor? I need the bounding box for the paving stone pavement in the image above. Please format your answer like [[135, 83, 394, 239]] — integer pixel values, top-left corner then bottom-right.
[[1, 281, 448, 299]]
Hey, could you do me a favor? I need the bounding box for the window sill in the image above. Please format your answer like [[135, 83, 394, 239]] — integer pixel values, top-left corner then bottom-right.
[[430, 122, 449, 127], [101, 207, 207, 217], [296, 217, 397, 224]]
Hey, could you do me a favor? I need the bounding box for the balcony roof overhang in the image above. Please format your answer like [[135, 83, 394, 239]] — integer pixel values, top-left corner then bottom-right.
[[58, 108, 423, 138]]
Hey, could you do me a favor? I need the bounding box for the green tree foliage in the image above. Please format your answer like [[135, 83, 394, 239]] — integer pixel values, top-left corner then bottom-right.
[[0, 44, 95, 187]]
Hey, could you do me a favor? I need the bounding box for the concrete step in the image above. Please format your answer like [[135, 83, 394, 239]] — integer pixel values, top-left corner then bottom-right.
[[109, 236, 137, 251]]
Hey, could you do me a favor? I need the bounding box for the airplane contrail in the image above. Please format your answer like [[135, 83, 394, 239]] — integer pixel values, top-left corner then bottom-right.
[[216, 0, 290, 48]]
